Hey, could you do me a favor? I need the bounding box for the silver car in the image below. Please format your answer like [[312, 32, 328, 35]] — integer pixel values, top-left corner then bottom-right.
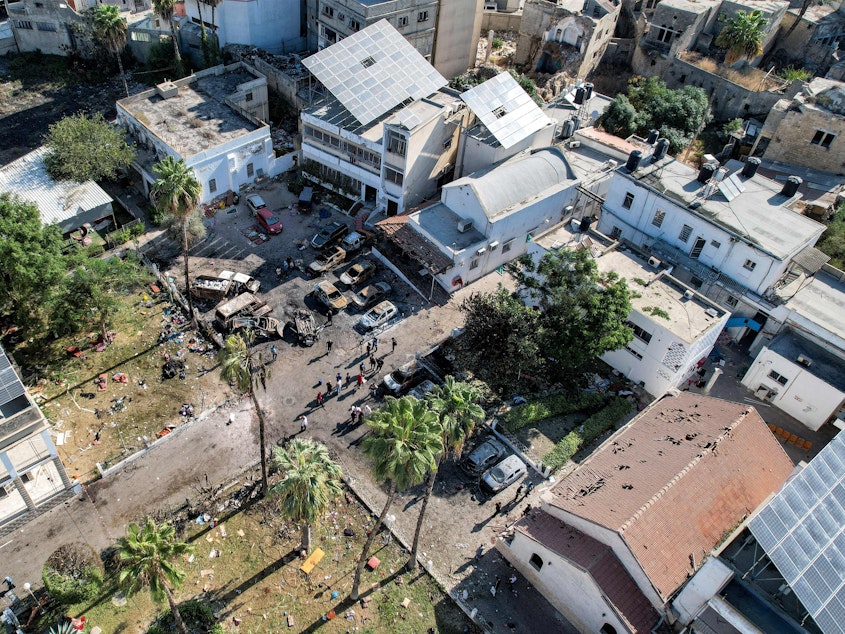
[[481, 455, 527, 493]]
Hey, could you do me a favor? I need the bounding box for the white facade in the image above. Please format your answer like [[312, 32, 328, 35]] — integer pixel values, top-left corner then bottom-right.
[[672, 557, 735, 625], [741, 338, 845, 431], [184, 0, 304, 54]]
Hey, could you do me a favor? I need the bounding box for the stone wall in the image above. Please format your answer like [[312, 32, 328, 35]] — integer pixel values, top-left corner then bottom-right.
[[481, 9, 523, 33], [760, 105, 845, 174]]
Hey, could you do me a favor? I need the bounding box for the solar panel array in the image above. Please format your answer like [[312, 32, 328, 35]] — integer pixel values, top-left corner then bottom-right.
[[718, 172, 746, 202], [749, 432, 845, 634], [302, 20, 447, 127], [460, 72, 551, 149], [0, 347, 26, 408]]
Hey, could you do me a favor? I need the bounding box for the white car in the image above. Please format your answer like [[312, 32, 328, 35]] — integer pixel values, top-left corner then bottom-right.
[[358, 300, 398, 331], [245, 194, 267, 214], [407, 379, 436, 401], [383, 360, 417, 394], [481, 455, 527, 493]]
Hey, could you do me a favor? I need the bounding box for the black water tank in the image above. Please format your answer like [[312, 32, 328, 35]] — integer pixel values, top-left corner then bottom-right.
[[580, 215, 595, 232], [697, 163, 716, 183], [572, 115, 581, 132], [653, 138, 670, 161], [781, 175, 802, 197], [584, 83, 594, 100], [742, 157, 761, 178], [647, 129, 659, 144], [561, 119, 575, 139], [574, 87, 585, 105], [626, 150, 643, 172]]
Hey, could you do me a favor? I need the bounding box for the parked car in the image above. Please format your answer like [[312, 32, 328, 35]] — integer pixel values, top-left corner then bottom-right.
[[481, 455, 527, 493], [407, 379, 437, 401], [352, 282, 391, 310], [383, 360, 418, 394], [311, 222, 349, 250], [245, 194, 267, 214], [255, 207, 283, 234], [312, 280, 348, 310], [339, 261, 377, 286], [359, 300, 398, 331], [462, 437, 509, 478], [341, 230, 373, 254], [308, 246, 347, 274]]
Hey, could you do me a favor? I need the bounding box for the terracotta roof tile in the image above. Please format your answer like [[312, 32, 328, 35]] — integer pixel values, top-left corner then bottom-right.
[[517, 511, 660, 633], [545, 392, 794, 601]]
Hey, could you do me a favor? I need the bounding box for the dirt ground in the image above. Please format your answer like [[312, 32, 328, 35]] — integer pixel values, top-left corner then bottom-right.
[[514, 413, 588, 458]]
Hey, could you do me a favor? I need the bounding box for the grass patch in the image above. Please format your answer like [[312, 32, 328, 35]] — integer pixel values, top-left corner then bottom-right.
[[499, 392, 607, 432], [543, 397, 632, 471]]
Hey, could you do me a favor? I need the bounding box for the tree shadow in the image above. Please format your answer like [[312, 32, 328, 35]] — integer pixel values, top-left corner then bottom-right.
[[208, 547, 300, 607]]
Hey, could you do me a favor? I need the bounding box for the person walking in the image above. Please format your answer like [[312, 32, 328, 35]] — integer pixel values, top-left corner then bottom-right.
[[373, 337, 379, 352], [349, 405, 357, 424], [336, 379, 342, 396], [299, 415, 308, 433], [356, 373, 364, 389], [369, 354, 376, 370], [512, 484, 525, 504], [326, 309, 333, 326], [494, 501, 502, 515], [345, 372, 351, 387], [366, 340, 372, 355], [363, 403, 372, 417], [375, 357, 384, 372], [391, 337, 397, 353], [354, 406, 363, 424], [508, 573, 517, 593], [316, 391, 324, 408], [522, 504, 532, 517], [270, 344, 278, 361], [493, 575, 502, 596], [359, 362, 365, 375], [326, 340, 333, 354], [326, 381, 333, 395], [369, 384, 378, 400]]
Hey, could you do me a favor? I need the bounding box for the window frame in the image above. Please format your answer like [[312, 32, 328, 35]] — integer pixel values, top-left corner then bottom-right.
[[743, 259, 757, 271], [622, 192, 635, 209], [626, 321, 653, 344], [679, 224, 693, 243], [768, 370, 788, 386], [418, 10, 429, 22], [209, 178, 217, 194], [652, 209, 665, 227], [529, 553, 544, 571]]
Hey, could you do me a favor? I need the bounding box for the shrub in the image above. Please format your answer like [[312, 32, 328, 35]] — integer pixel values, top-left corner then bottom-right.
[[85, 243, 105, 258], [500, 392, 607, 431], [544, 397, 631, 471], [42, 542, 104, 604], [492, 38, 504, 50], [287, 176, 306, 196], [147, 600, 217, 633], [129, 222, 145, 238], [778, 66, 811, 82]]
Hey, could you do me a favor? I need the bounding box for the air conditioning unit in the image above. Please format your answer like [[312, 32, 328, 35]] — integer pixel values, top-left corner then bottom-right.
[[705, 307, 718, 318], [648, 256, 661, 269], [684, 290, 694, 300], [488, 241, 500, 250], [476, 247, 486, 256], [797, 355, 813, 367], [457, 218, 473, 233], [568, 141, 582, 149]]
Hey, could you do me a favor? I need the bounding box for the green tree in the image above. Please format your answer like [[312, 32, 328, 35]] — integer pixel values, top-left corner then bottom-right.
[[43, 112, 135, 183], [460, 289, 543, 391], [151, 156, 202, 324], [269, 439, 344, 552], [116, 518, 194, 634], [716, 10, 768, 64], [93, 4, 129, 97], [219, 330, 270, 495], [816, 204, 845, 270], [625, 77, 711, 152], [52, 255, 147, 338], [207, 0, 223, 63], [152, 0, 184, 75], [409, 377, 484, 570], [350, 397, 441, 600], [599, 94, 639, 137], [0, 194, 70, 334], [514, 248, 633, 383]]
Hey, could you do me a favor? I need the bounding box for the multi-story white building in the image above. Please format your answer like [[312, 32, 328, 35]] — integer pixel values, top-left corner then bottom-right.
[[300, 20, 471, 215], [1, 344, 77, 534], [117, 63, 289, 204]]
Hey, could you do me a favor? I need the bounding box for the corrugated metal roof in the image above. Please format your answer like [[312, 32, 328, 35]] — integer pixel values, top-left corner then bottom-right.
[[792, 246, 830, 274], [0, 147, 113, 228]]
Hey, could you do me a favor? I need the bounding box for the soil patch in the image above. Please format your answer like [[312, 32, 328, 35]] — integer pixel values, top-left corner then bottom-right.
[[514, 412, 588, 458]]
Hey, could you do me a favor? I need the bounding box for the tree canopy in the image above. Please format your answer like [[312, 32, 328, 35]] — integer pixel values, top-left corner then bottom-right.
[[93, 4, 129, 96], [716, 10, 767, 64], [44, 112, 135, 183], [598, 77, 711, 153]]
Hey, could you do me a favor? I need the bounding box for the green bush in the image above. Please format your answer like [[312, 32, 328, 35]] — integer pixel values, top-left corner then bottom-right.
[[42, 543, 105, 604], [287, 176, 306, 196], [129, 222, 145, 238], [544, 397, 631, 471], [492, 38, 504, 49], [85, 243, 105, 258], [147, 600, 218, 633], [500, 392, 606, 431]]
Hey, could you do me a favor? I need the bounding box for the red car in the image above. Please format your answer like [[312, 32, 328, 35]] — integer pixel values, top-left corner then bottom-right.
[[255, 207, 283, 235]]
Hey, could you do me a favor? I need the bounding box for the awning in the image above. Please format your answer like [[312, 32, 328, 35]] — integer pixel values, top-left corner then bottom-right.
[[726, 316, 762, 331]]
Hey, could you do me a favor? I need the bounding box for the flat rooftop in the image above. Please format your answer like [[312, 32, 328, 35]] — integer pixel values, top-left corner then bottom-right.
[[654, 0, 719, 14], [534, 223, 726, 343], [119, 70, 260, 157], [411, 202, 486, 253], [768, 330, 845, 393], [626, 157, 825, 260], [785, 270, 845, 344]]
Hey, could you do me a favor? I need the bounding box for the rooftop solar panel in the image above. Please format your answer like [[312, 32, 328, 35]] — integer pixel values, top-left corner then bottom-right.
[[749, 432, 845, 634], [460, 72, 551, 149], [302, 20, 447, 126]]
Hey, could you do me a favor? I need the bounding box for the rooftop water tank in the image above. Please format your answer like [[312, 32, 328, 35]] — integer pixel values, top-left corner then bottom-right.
[[626, 150, 643, 172], [647, 129, 659, 144], [574, 87, 585, 105], [742, 157, 761, 178], [781, 175, 802, 197], [653, 138, 670, 161], [697, 163, 716, 184]]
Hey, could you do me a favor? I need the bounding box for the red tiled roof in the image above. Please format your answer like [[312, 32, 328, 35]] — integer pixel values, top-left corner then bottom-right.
[[546, 392, 794, 601], [375, 215, 453, 273], [517, 511, 659, 633]]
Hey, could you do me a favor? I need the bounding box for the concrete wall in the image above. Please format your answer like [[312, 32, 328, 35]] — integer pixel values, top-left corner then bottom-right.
[[741, 346, 845, 430], [432, 0, 483, 79], [759, 104, 845, 174], [775, 11, 844, 74], [672, 557, 735, 625], [457, 123, 555, 178], [496, 531, 630, 634], [7, 0, 90, 56], [184, 0, 303, 55], [480, 9, 522, 33], [225, 47, 310, 110]]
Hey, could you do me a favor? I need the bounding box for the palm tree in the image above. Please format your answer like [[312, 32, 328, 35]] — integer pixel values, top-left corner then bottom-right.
[[152, 0, 184, 75], [151, 156, 202, 327], [116, 517, 194, 634], [219, 330, 270, 495], [93, 5, 129, 97], [716, 10, 768, 64], [409, 377, 485, 570], [269, 439, 343, 552], [194, 0, 209, 66], [350, 396, 441, 600], [207, 0, 222, 62]]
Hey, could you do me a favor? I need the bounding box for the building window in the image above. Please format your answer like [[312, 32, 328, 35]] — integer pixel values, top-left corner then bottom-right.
[[418, 10, 429, 22], [470, 258, 479, 270], [601, 625, 618, 634], [726, 295, 738, 307], [130, 31, 152, 42], [322, 4, 334, 17], [652, 209, 665, 227], [245, 92, 253, 102], [398, 16, 409, 27], [593, 5, 601, 17], [35, 1, 44, 6], [653, 25, 674, 43], [246, 163, 254, 177], [622, 192, 635, 209], [529, 553, 544, 571], [626, 321, 653, 344], [710, 240, 721, 248], [37, 21, 57, 31], [443, 137, 452, 149], [610, 226, 622, 240], [768, 370, 789, 386], [679, 224, 693, 242], [690, 277, 703, 289], [14, 20, 33, 29], [384, 166, 404, 186], [502, 240, 513, 253], [350, 19, 361, 30], [361, 55, 376, 69], [386, 130, 407, 157], [209, 179, 217, 193], [811, 130, 836, 149], [679, 74, 686, 84], [743, 259, 757, 271], [337, 12, 345, 21], [625, 346, 643, 360]]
